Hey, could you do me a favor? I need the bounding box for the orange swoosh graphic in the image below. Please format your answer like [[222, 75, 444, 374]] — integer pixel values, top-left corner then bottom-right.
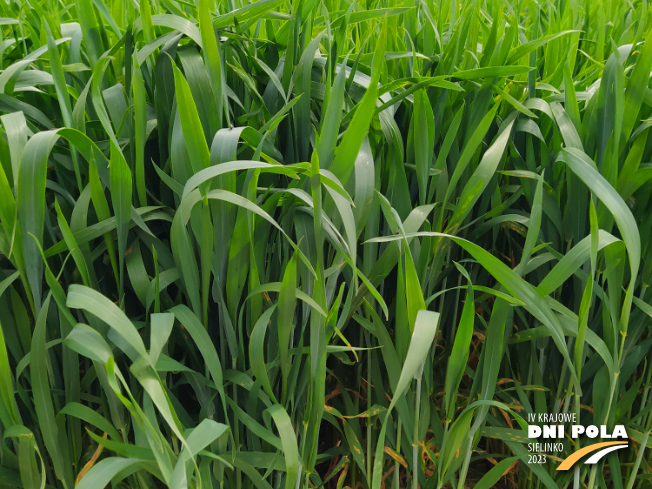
[[556, 441, 628, 471]]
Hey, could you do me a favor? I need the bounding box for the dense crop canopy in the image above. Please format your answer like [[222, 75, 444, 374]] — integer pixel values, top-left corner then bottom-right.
[[0, 0, 651, 488]]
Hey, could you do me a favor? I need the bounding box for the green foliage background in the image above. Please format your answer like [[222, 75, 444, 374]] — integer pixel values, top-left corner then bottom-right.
[[0, 0, 651, 488]]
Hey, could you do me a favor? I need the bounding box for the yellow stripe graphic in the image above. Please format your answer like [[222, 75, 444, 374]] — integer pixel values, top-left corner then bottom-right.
[[556, 441, 628, 471]]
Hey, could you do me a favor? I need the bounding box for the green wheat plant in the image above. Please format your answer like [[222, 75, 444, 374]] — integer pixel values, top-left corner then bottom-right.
[[0, 0, 651, 488]]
